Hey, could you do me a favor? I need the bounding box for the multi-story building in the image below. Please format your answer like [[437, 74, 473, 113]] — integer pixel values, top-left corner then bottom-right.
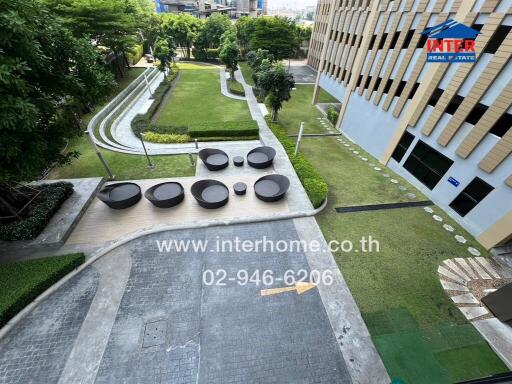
[[156, 0, 264, 17], [308, 0, 512, 250]]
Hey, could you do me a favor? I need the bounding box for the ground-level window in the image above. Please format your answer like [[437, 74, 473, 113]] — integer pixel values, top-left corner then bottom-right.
[[391, 131, 415, 163], [403, 140, 454, 190], [449, 177, 494, 217]]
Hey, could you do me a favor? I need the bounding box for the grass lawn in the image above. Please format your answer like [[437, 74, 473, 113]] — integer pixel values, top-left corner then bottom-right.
[[155, 62, 252, 126], [274, 85, 508, 382], [239, 62, 255, 86], [0, 254, 85, 327], [48, 66, 196, 181]]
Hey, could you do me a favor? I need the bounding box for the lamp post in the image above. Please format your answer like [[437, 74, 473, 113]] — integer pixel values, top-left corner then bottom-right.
[[294, 122, 304, 157], [139, 133, 154, 169], [144, 72, 154, 99], [85, 130, 115, 180]]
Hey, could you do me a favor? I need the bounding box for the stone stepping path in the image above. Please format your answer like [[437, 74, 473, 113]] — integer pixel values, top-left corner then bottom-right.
[[438, 257, 512, 321]]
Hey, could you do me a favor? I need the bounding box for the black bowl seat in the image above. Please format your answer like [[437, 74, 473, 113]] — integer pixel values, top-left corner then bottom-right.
[[198, 149, 229, 171], [97, 182, 142, 209], [145, 182, 185, 208], [191, 180, 229, 209], [247, 146, 276, 169], [254, 175, 290, 202]]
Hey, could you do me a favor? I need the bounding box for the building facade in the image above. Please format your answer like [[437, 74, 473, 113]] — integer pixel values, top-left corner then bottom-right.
[[308, 0, 512, 249]]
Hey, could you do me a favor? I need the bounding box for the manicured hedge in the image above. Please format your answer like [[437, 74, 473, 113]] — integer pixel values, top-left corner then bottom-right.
[[192, 48, 219, 62], [143, 132, 190, 144], [266, 118, 328, 208], [228, 79, 245, 96], [327, 105, 339, 125], [0, 253, 85, 327], [0, 182, 74, 241], [189, 121, 259, 139], [131, 68, 179, 138], [126, 44, 144, 65]]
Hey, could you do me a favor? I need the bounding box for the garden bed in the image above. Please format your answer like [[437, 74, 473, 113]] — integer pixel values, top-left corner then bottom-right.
[[0, 253, 85, 327]]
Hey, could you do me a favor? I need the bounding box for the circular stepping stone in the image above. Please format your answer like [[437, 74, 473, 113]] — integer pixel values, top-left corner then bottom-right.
[[390, 179, 398, 184], [455, 235, 467, 244], [468, 247, 481, 257], [369, 163, 376, 167], [353, 151, 359, 155], [424, 207, 434, 213], [405, 193, 416, 199], [373, 167, 381, 171], [398, 186, 407, 191], [382, 173, 390, 178], [433, 215, 443, 222], [344, 144, 350, 147], [361, 157, 368, 161], [337, 138, 343, 142], [443, 224, 454, 232]]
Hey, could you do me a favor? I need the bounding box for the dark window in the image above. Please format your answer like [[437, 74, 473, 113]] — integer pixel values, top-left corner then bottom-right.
[[373, 77, 382, 93], [450, 178, 494, 217], [356, 75, 363, 87], [410, 82, 420, 99], [395, 81, 406, 97], [490, 113, 512, 138], [403, 141, 454, 189], [446, 94, 464, 115], [391, 131, 415, 162], [383, 79, 393, 94], [466, 103, 488, 126], [389, 31, 400, 49], [403, 29, 415, 48], [364, 76, 372, 89], [484, 25, 511, 54], [417, 33, 428, 48], [368, 35, 377, 50], [428, 88, 444, 107], [378, 34, 388, 49]]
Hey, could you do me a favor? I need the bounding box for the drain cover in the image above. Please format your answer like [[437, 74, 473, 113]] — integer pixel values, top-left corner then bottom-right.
[[142, 320, 166, 348]]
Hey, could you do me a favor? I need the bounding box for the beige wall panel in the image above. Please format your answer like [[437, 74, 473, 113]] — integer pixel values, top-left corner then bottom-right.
[[476, 211, 512, 249], [507, 175, 512, 188], [479, 129, 512, 173], [343, 11, 370, 85], [456, 82, 512, 158]]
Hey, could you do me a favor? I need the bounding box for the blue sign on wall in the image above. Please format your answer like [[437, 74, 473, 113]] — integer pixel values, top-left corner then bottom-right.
[[448, 177, 460, 187]]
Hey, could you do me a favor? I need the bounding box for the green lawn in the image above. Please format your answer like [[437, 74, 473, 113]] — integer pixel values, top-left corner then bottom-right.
[[155, 62, 252, 126], [48, 66, 196, 181], [274, 84, 508, 382], [239, 62, 255, 86], [0, 254, 85, 327]]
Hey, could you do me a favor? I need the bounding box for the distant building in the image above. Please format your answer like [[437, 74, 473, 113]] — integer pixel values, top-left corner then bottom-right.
[[155, 0, 265, 17]]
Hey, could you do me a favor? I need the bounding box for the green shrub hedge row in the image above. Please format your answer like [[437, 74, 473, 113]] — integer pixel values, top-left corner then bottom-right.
[[126, 44, 144, 65], [266, 118, 328, 208], [188, 121, 259, 139], [0, 182, 74, 241], [228, 79, 246, 96], [131, 68, 179, 138], [0, 253, 85, 327], [143, 132, 190, 144], [192, 48, 219, 62]]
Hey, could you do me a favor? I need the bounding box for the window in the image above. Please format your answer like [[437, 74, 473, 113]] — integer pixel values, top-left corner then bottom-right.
[[484, 25, 511, 54], [403, 141, 454, 189], [391, 131, 415, 162], [450, 177, 494, 217], [490, 113, 512, 138]]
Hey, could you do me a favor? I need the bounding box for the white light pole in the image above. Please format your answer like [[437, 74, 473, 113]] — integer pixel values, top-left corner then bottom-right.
[[294, 122, 305, 157], [144, 72, 154, 99], [139, 133, 154, 169], [85, 130, 115, 180]]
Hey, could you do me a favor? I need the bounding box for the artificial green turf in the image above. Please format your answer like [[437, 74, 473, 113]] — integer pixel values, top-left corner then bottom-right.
[[155, 62, 252, 126], [0, 254, 85, 327], [48, 136, 196, 180]]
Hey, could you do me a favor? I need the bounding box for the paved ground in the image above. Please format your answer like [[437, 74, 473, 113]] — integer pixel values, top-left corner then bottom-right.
[[0, 220, 361, 384], [285, 61, 317, 84]]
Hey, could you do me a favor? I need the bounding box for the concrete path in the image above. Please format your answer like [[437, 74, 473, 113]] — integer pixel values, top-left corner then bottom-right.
[[0, 220, 389, 383], [219, 69, 247, 100]]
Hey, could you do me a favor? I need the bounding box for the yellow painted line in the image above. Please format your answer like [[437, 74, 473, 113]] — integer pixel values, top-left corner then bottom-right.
[[260, 282, 317, 297]]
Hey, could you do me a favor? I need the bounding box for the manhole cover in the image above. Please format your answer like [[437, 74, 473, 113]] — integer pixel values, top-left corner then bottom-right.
[[143, 320, 167, 348]]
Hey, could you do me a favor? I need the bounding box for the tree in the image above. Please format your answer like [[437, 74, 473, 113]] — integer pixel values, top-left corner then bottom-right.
[[194, 13, 231, 51], [219, 31, 240, 79], [0, 0, 114, 189], [153, 37, 176, 78], [258, 64, 295, 122], [246, 49, 275, 70], [235, 16, 255, 56], [160, 13, 202, 59], [249, 17, 300, 60]]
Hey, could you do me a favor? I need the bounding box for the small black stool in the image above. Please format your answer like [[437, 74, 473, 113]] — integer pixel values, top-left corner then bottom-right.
[[233, 182, 247, 196], [233, 156, 244, 167]]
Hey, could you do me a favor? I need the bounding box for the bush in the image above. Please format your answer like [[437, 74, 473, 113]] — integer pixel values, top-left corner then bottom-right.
[[192, 48, 220, 62], [228, 79, 245, 96], [126, 44, 144, 65], [0, 253, 85, 327], [0, 182, 74, 241], [326, 105, 339, 125], [189, 120, 259, 139], [143, 132, 190, 144], [266, 118, 328, 208]]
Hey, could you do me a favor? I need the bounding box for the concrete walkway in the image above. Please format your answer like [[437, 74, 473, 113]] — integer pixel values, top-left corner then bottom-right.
[[219, 69, 247, 100], [0, 220, 389, 384]]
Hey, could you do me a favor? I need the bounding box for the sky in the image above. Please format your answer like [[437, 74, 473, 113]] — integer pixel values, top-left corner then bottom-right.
[[268, 0, 318, 10]]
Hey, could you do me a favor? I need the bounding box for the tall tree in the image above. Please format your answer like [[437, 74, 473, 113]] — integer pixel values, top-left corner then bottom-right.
[[153, 37, 176, 78], [0, 0, 114, 186], [250, 17, 299, 60], [235, 16, 255, 56], [194, 13, 231, 50], [258, 64, 295, 122], [219, 30, 240, 79], [160, 13, 202, 59]]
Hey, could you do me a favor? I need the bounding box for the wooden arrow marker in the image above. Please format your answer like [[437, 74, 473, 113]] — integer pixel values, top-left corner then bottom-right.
[[260, 282, 317, 297]]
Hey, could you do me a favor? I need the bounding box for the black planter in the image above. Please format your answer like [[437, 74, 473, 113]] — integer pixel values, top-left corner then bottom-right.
[[198, 148, 229, 171], [254, 175, 290, 202], [145, 182, 185, 208], [247, 146, 276, 169], [191, 180, 229, 209], [97, 182, 142, 209]]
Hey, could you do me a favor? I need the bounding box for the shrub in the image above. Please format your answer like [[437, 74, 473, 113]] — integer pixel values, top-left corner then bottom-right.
[[266, 118, 328, 208], [228, 79, 245, 96], [192, 48, 220, 62], [126, 44, 144, 65], [0, 253, 85, 327], [326, 105, 339, 125], [143, 132, 190, 144], [189, 120, 259, 139], [0, 182, 74, 241]]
